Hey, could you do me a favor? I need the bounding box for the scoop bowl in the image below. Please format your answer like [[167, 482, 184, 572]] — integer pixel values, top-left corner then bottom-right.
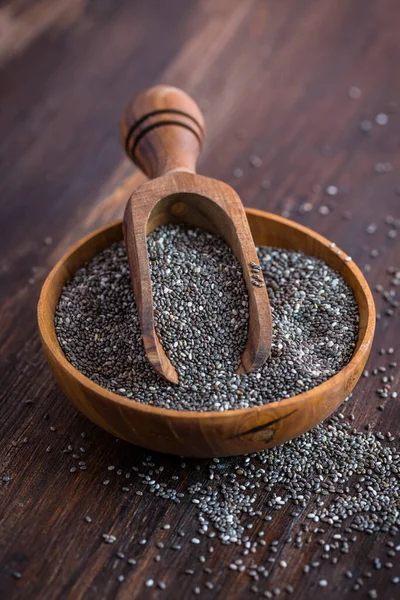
[[38, 209, 375, 458]]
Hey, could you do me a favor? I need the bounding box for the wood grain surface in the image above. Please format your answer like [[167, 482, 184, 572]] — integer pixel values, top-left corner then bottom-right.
[[0, 0, 399, 599]]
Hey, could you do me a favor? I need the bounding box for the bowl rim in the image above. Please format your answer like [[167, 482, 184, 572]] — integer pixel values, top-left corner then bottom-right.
[[38, 208, 376, 421]]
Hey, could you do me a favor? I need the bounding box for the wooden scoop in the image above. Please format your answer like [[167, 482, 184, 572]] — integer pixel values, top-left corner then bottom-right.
[[121, 85, 272, 384]]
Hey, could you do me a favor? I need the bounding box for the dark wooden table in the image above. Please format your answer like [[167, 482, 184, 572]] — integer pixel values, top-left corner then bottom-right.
[[1, 1, 399, 598]]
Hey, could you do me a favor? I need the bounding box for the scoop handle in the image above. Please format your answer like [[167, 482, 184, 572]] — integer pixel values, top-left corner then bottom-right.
[[121, 85, 205, 179]]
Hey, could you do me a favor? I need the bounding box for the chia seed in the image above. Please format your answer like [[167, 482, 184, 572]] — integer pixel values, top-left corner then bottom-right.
[[55, 224, 359, 412], [375, 113, 389, 126], [348, 86, 362, 100]]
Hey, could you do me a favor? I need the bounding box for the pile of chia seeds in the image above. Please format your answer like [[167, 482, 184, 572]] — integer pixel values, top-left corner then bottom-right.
[[59, 408, 399, 594], [55, 224, 359, 410], [185, 416, 399, 542]]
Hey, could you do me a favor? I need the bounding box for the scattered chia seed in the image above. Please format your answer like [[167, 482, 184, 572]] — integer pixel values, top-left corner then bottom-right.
[[249, 155, 263, 168], [78, 412, 399, 566], [319, 205, 330, 215], [375, 162, 392, 174], [102, 534, 117, 544], [345, 570, 353, 578], [348, 86, 361, 100], [299, 202, 313, 213], [233, 168, 244, 178], [56, 224, 358, 412], [366, 223, 378, 234], [360, 119, 373, 133], [326, 185, 338, 196], [375, 113, 389, 126]]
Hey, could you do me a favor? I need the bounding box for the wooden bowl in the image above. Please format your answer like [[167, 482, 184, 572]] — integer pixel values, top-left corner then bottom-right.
[[38, 209, 375, 458]]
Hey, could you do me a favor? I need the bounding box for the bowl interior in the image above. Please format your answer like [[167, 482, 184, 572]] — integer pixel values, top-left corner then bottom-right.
[[39, 210, 375, 416]]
